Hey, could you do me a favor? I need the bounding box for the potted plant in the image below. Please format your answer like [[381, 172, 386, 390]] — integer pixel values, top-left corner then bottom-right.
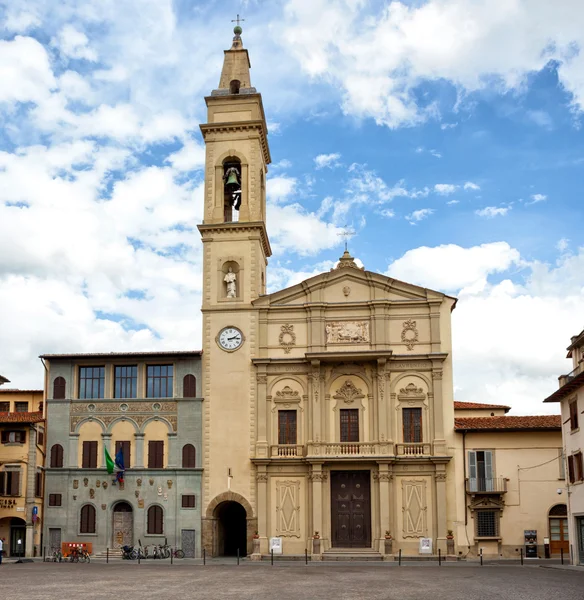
[[385, 530, 392, 539], [253, 530, 260, 539], [313, 531, 320, 539], [384, 530, 393, 555], [446, 530, 454, 539]]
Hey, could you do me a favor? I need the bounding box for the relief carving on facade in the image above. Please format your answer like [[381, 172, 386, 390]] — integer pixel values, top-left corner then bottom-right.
[[309, 472, 328, 482], [278, 324, 296, 354], [397, 383, 426, 402], [401, 320, 419, 351], [70, 401, 177, 414], [325, 321, 370, 344], [256, 473, 268, 482], [275, 480, 301, 538], [275, 386, 301, 403], [373, 472, 393, 482], [333, 380, 365, 405], [402, 479, 427, 538]]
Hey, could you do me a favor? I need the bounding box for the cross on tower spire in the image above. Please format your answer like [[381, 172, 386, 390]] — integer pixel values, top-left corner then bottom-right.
[[338, 226, 356, 252], [231, 14, 245, 28]]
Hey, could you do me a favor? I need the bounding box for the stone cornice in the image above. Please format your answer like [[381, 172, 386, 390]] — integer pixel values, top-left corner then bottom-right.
[[199, 119, 271, 165], [198, 221, 272, 258]]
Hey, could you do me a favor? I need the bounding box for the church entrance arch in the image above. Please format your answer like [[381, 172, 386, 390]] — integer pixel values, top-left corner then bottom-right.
[[112, 501, 133, 549], [215, 501, 247, 556]]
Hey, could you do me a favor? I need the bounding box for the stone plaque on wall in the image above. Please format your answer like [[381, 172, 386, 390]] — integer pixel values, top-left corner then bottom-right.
[[325, 321, 370, 344]]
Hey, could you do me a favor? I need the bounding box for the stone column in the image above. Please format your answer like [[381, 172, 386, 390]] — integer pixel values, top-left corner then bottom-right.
[[255, 465, 268, 557], [68, 433, 79, 468], [134, 433, 145, 468], [255, 372, 269, 458], [167, 432, 177, 468], [435, 468, 448, 553], [213, 165, 224, 221], [101, 433, 112, 468], [376, 359, 387, 442], [431, 369, 446, 455], [376, 463, 392, 556], [25, 427, 37, 557], [310, 464, 326, 559], [309, 361, 321, 443], [239, 163, 250, 221]]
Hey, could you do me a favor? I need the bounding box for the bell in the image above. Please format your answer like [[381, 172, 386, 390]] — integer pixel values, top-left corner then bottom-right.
[[225, 170, 239, 189]]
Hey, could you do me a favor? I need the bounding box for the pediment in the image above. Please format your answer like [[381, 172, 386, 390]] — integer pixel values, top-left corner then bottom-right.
[[255, 266, 452, 308]]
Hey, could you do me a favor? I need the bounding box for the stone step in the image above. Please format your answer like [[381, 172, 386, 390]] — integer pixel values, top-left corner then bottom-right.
[[323, 551, 383, 561]]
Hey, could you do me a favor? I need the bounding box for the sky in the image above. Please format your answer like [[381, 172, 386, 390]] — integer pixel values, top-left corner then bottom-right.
[[0, 0, 583, 415]]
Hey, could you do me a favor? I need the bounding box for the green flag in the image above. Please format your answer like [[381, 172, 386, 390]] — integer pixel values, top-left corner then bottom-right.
[[105, 447, 116, 475]]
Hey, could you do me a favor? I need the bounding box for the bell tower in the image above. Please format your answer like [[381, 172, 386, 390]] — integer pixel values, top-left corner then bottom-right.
[[198, 24, 271, 555]]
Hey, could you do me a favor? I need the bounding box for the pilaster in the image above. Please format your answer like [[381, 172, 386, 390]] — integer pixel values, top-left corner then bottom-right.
[[134, 433, 145, 468], [101, 433, 112, 468]]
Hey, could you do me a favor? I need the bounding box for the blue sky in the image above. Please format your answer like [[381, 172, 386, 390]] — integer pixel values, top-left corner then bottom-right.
[[0, 0, 583, 414]]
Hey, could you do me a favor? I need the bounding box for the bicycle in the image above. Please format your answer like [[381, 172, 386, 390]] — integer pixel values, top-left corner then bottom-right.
[[78, 549, 91, 563], [45, 550, 62, 562], [68, 548, 80, 563], [172, 548, 185, 559]]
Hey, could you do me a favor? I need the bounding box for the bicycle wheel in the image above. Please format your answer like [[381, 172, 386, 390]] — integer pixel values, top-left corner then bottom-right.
[[79, 555, 86, 563], [175, 549, 185, 559], [86, 555, 91, 563], [163, 548, 170, 559], [130, 550, 138, 560]]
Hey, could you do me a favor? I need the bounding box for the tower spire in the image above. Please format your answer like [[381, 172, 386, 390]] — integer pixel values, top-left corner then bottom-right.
[[213, 19, 254, 94]]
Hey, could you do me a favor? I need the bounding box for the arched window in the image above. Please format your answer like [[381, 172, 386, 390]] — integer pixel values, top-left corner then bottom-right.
[[229, 79, 241, 94], [53, 376, 66, 400], [182, 444, 196, 468], [147, 505, 163, 534], [223, 159, 242, 222], [50, 444, 64, 468], [80, 504, 96, 534], [183, 374, 196, 398]]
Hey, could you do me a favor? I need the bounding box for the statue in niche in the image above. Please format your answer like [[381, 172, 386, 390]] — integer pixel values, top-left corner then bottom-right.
[[224, 267, 237, 298]]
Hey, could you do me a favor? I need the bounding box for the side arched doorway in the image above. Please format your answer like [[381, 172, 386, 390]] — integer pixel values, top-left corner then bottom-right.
[[112, 501, 133, 548], [216, 501, 247, 556], [10, 517, 26, 557], [549, 504, 569, 555]]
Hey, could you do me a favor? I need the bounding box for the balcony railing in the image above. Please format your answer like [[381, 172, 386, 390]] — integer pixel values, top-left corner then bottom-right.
[[559, 363, 583, 387], [465, 477, 507, 494], [306, 441, 392, 458], [270, 444, 304, 458], [395, 443, 433, 456]]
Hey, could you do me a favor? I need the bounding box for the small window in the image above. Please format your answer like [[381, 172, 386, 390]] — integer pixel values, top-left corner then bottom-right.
[[114, 366, 138, 399], [35, 472, 43, 497], [115, 440, 131, 469], [15, 402, 29, 413], [148, 440, 164, 468], [403, 408, 423, 443], [38, 428, 44, 447], [147, 365, 173, 398], [229, 79, 241, 94], [340, 409, 359, 443], [183, 374, 197, 398], [80, 504, 96, 533], [568, 454, 575, 483], [53, 376, 66, 400], [1, 430, 26, 444], [278, 410, 297, 445], [0, 401, 10, 412], [476, 509, 499, 537], [82, 441, 98, 468], [559, 448, 566, 480], [49, 493, 62, 507], [569, 400, 579, 430], [181, 495, 196, 508], [79, 367, 105, 400], [1, 470, 21, 496], [575, 452, 584, 482], [147, 505, 163, 534], [182, 444, 196, 468], [50, 444, 64, 468]]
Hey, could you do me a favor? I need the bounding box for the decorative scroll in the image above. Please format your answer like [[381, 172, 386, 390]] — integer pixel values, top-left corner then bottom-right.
[[401, 320, 419, 351], [279, 324, 297, 354], [402, 479, 427, 538], [274, 386, 301, 404], [333, 380, 365, 405], [276, 480, 301, 537], [325, 321, 370, 344]]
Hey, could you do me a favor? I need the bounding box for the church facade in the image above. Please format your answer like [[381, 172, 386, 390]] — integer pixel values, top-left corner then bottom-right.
[[200, 27, 459, 558]]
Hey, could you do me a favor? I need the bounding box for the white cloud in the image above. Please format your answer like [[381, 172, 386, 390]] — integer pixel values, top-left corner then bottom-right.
[[556, 238, 570, 252], [463, 181, 480, 191], [406, 208, 434, 224], [527, 110, 553, 129], [434, 184, 457, 195], [314, 152, 341, 169], [429, 149, 442, 158], [53, 25, 98, 61], [379, 209, 396, 218], [529, 193, 548, 204], [267, 176, 297, 204], [475, 206, 511, 218], [165, 138, 206, 172], [447, 200, 459, 205], [441, 123, 458, 130]]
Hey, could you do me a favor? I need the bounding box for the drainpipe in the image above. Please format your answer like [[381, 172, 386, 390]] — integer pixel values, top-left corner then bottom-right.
[[462, 431, 468, 526]]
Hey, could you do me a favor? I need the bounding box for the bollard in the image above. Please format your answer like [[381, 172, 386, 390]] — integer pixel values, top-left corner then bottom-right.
[[438, 548, 441, 566], [398, 548, 402, 566], [237, 547, 240, 565], [520, 548, 523, 566], [561, 548, 564, 565], [271, 549, 274, 566], [171, 548, 174, 565], [203, 547, 206, 566], [480, 549, 483, 566], [138, 549, 141, 565], [305, 548, 308, 565], [106, 547, 109, 564], [43, 546, 46, 562]]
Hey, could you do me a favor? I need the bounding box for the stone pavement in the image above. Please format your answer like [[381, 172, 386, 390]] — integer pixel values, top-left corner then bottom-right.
[[0, 561, 583, 600]]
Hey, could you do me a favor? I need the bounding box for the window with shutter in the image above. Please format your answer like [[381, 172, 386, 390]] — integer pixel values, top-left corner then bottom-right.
[[49, 494, 62, 507], [569, 400, 579, 430], [0, 472, 5, 495], [147, 505, 163, 534], [182, 444, 196, 468], [115, 440, 131, 469], [278, 410, 297, 445], [38, 428, 44, 446], [35, 472, 42, 497], [0, 402, 9, 412], [82, 441, 98, 468], [80, 504, 96, 533], [181, 495, 196, 508], [568, 454, 575, 483], [403, 408, 422, 443], [148, 441, 164, 468], [575, 452, 584, 482], [340, 409, 359, 442], [53, 376, 66, 400], [7, 471, 20, 496], [50, 444, 64, 468], [183, 374, 197, 398], [468, 450, 494, 491]]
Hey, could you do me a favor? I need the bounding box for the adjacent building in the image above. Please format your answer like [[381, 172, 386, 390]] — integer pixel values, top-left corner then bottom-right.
[[42, 351, 203, 556], [454, 401, 564, 558], [0, 385, 45, 557], [544, 327, 584, 566]]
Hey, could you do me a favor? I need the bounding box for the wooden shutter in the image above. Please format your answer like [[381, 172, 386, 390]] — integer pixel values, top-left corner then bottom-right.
[[115, 440, 131, 469], [182, 495, 196, 508], [53, 376, 66, 400], [576, 452, 584, 482], [278, 411, 297, 445], [50, 444, 64, 468], [340, 409, 359, 442], [468, 451, 477, 491], [82, 441, 98, 468], [182, 444, 196, 468], [9, 471, 20, 496], [0, 472, 5, 495], [149, 441, 164, 468], [403, 408, 422, 443], [568, 454, 575, 483], [183, 374, 197, 398], [49, 494, 62, 506], [570, 401, 579, 430], [35, 472, 42, 497], [80, 505, 96, 533], [148, 506, 163, 534]]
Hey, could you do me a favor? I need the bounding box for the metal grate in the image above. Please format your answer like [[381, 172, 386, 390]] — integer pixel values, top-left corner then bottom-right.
[[476, 510, 498, 537]]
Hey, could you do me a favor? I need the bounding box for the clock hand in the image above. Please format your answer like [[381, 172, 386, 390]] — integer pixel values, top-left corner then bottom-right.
[[227, 335, 240, 341]]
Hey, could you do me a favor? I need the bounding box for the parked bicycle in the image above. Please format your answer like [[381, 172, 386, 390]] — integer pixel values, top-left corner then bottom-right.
[[79, 549, 91, 563], [45, 549, 62, 562], [172, 548, 185, 559], [121, 545, 138, 560]]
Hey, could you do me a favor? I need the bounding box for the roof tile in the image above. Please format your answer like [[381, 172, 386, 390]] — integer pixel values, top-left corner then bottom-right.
[[454, 401, 511, 412], [455, 415, 561, 431], [0, 411, 44, 424]]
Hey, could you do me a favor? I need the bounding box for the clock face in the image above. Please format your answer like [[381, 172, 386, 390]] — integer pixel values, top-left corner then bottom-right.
[[217, 326, 244, 351]]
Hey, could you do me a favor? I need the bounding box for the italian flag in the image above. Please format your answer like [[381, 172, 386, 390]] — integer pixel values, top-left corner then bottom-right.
[[105, 447, 125, 483]]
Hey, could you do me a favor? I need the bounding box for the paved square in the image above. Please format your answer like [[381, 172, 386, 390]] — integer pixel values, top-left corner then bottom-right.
[[0, 561, 583, 600]]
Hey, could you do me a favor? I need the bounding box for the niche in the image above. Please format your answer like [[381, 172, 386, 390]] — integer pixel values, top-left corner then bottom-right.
[[223, 158, 242, 222], [222, 261, 240, 299], [230, 79, 241, 94]]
